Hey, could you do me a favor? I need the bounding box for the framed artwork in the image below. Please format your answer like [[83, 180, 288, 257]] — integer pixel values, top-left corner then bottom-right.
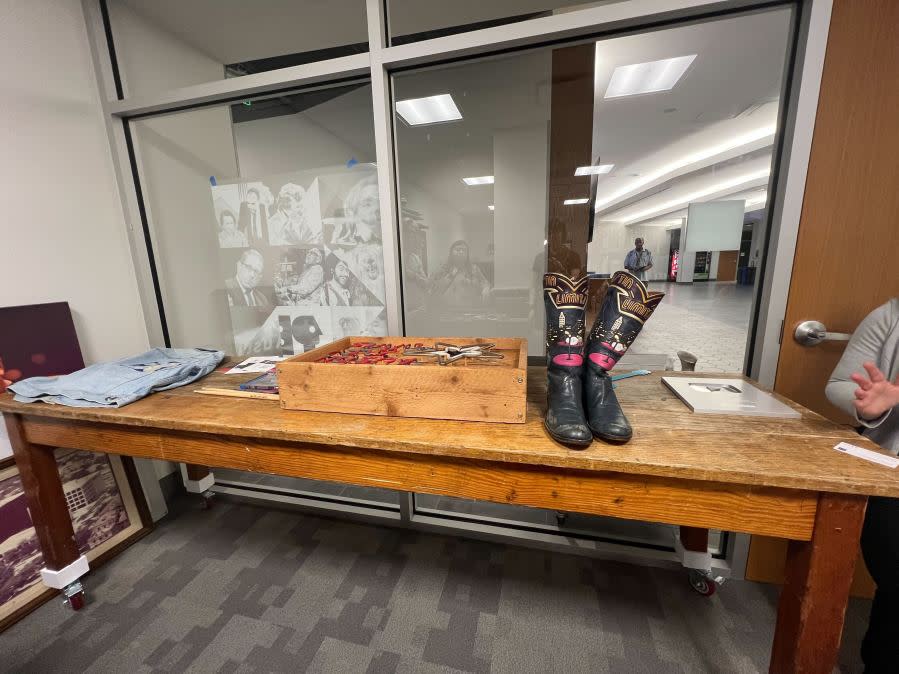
[[0, 302, 151, 631], [0, 449, 145, 629]]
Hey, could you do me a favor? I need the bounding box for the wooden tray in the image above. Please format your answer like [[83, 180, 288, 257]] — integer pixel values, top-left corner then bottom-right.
[[277, 336, 528, 423]]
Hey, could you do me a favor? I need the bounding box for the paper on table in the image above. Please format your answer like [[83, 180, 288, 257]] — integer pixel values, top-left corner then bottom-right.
[[834, 441, 899, 468], [225, 356, 286, 374]]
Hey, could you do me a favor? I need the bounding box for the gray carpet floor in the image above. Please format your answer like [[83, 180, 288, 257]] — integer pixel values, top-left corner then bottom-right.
[[1, 497, 872, 673]]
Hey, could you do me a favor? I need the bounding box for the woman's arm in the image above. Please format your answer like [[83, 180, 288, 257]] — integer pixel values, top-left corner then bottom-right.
[[825, 301, 895, 426]]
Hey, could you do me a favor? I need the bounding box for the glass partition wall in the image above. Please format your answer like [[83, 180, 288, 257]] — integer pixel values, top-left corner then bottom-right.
[[130, 82, 399, 506], [391, 5, 792, 548], [92, 0, 799, 575]]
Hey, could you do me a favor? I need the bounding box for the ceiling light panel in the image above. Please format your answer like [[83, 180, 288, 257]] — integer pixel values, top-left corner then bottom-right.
[[594, 125, 776, 212], [564, 198, 590, 205], [396, 94, 462, 126], [462, 176, 494, 186], [604, 55, 696, 99], [575, 164, 614, 176], [621, 168, 770, 224]]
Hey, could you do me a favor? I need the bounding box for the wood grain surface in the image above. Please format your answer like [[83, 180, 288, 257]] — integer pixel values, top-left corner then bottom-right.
[[278, 337, 528, 423], [769, 493, 867, 672], [2, 368, 897, 497], [18, 414, 817, 539]]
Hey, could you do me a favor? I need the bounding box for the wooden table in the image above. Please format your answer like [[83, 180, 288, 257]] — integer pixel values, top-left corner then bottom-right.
[[3, 369, 898, 673]]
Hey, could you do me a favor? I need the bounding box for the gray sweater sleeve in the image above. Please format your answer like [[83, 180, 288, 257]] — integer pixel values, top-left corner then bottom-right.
[[825, 302, 893, 428]]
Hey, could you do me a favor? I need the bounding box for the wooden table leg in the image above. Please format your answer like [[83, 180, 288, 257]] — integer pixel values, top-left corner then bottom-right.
[[770, 493, 867, 673], [5, 414, 88, 608], [184, 463, 215, 506], [185, 463, 211, 484], [680, 526, 709, 552]]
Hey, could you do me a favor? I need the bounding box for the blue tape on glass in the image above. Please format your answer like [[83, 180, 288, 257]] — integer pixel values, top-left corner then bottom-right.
[[209, 176, 217, 186], [346, 157, 358, 168]]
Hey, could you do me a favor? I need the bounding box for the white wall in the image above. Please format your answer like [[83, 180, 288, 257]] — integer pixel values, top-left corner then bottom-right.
[[493, 124, 549, 290], [107, 2, 224, 98], [0, 0, 149, 454], [0, 0, 149, 362]]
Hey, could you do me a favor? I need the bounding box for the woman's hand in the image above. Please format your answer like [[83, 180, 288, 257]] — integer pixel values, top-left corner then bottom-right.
[[850, 361, 899, 420]]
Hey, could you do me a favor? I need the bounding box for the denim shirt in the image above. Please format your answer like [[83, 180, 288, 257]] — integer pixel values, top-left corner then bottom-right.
[[10, 348, 224, 408]]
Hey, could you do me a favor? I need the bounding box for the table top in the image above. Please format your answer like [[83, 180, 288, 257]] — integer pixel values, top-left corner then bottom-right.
[[3, 366, 898, 497]]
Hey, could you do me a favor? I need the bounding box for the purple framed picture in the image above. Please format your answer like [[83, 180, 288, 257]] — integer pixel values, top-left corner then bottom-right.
[[0, 301, 84, 387]]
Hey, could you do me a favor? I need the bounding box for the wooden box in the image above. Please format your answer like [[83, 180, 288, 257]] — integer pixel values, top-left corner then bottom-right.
[[277, 336, 528, 423]]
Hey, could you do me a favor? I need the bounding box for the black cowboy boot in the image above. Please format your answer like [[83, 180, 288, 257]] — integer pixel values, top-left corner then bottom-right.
[[584, 271, 664, 443], [543, 273, 592, 448]]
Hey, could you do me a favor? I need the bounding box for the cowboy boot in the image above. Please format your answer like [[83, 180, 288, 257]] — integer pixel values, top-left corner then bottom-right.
[[584, 270, 664, 442], [543, 273, 592, 448]]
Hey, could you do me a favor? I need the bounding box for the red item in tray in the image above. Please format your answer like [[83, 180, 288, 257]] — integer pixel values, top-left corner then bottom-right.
[[316, 342, 417, 365]]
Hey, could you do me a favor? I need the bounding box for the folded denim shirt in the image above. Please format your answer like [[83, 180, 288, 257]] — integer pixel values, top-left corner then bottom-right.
[[10, 348, 224, 408]]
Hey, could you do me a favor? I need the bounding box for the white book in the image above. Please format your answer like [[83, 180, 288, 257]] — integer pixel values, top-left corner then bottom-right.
[[661, 376, 801, 419]]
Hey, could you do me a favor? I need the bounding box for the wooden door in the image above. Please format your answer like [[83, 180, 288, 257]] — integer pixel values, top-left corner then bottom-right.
[[716, 251, 738, 282], [746, 0, 899, 594]]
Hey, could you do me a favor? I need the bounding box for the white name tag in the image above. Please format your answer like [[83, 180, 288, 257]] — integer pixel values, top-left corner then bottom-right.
[[834, 442, 899, 468]]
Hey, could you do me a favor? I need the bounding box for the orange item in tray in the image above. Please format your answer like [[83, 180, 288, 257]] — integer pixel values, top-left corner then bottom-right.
[[315, 343, 419, 365]]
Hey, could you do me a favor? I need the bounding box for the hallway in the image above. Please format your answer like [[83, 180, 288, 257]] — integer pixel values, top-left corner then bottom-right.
[[631, 281, 755, 373]]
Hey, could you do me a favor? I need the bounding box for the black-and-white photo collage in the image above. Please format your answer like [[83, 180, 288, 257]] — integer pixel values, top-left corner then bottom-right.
[[210, 166, 387, 356]]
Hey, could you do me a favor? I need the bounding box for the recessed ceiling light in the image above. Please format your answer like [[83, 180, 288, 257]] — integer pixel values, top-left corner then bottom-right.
[[604, 55, 696, 99], [462, 175, 494, 186], [488, 204, 495, 211], [575, 164, 614, 176], [564, 198, 590, 205], [395, 94, 462, 126]]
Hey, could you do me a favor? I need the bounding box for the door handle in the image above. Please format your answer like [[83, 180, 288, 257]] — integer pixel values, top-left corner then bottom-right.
[[794, 320, 852, 346]]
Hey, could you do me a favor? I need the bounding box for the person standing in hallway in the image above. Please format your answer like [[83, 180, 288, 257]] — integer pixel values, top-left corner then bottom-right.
[[624, 238, 653, 281], [825, 298, 899, 673]]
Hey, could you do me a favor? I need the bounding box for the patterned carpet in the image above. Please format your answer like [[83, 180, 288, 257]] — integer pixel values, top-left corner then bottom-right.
[[2, 497, 871, 673]]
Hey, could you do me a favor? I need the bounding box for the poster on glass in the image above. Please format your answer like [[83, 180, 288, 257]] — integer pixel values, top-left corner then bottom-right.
[[210, 166, 388, 356]]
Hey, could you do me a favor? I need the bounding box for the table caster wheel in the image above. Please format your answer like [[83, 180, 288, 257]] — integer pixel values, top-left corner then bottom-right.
[[201, 490, 214, 510], [62, 581, 86, 610], [555, 512, 567, 527], [67, 590, 86, 611], [689, 569, 717, 597]]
